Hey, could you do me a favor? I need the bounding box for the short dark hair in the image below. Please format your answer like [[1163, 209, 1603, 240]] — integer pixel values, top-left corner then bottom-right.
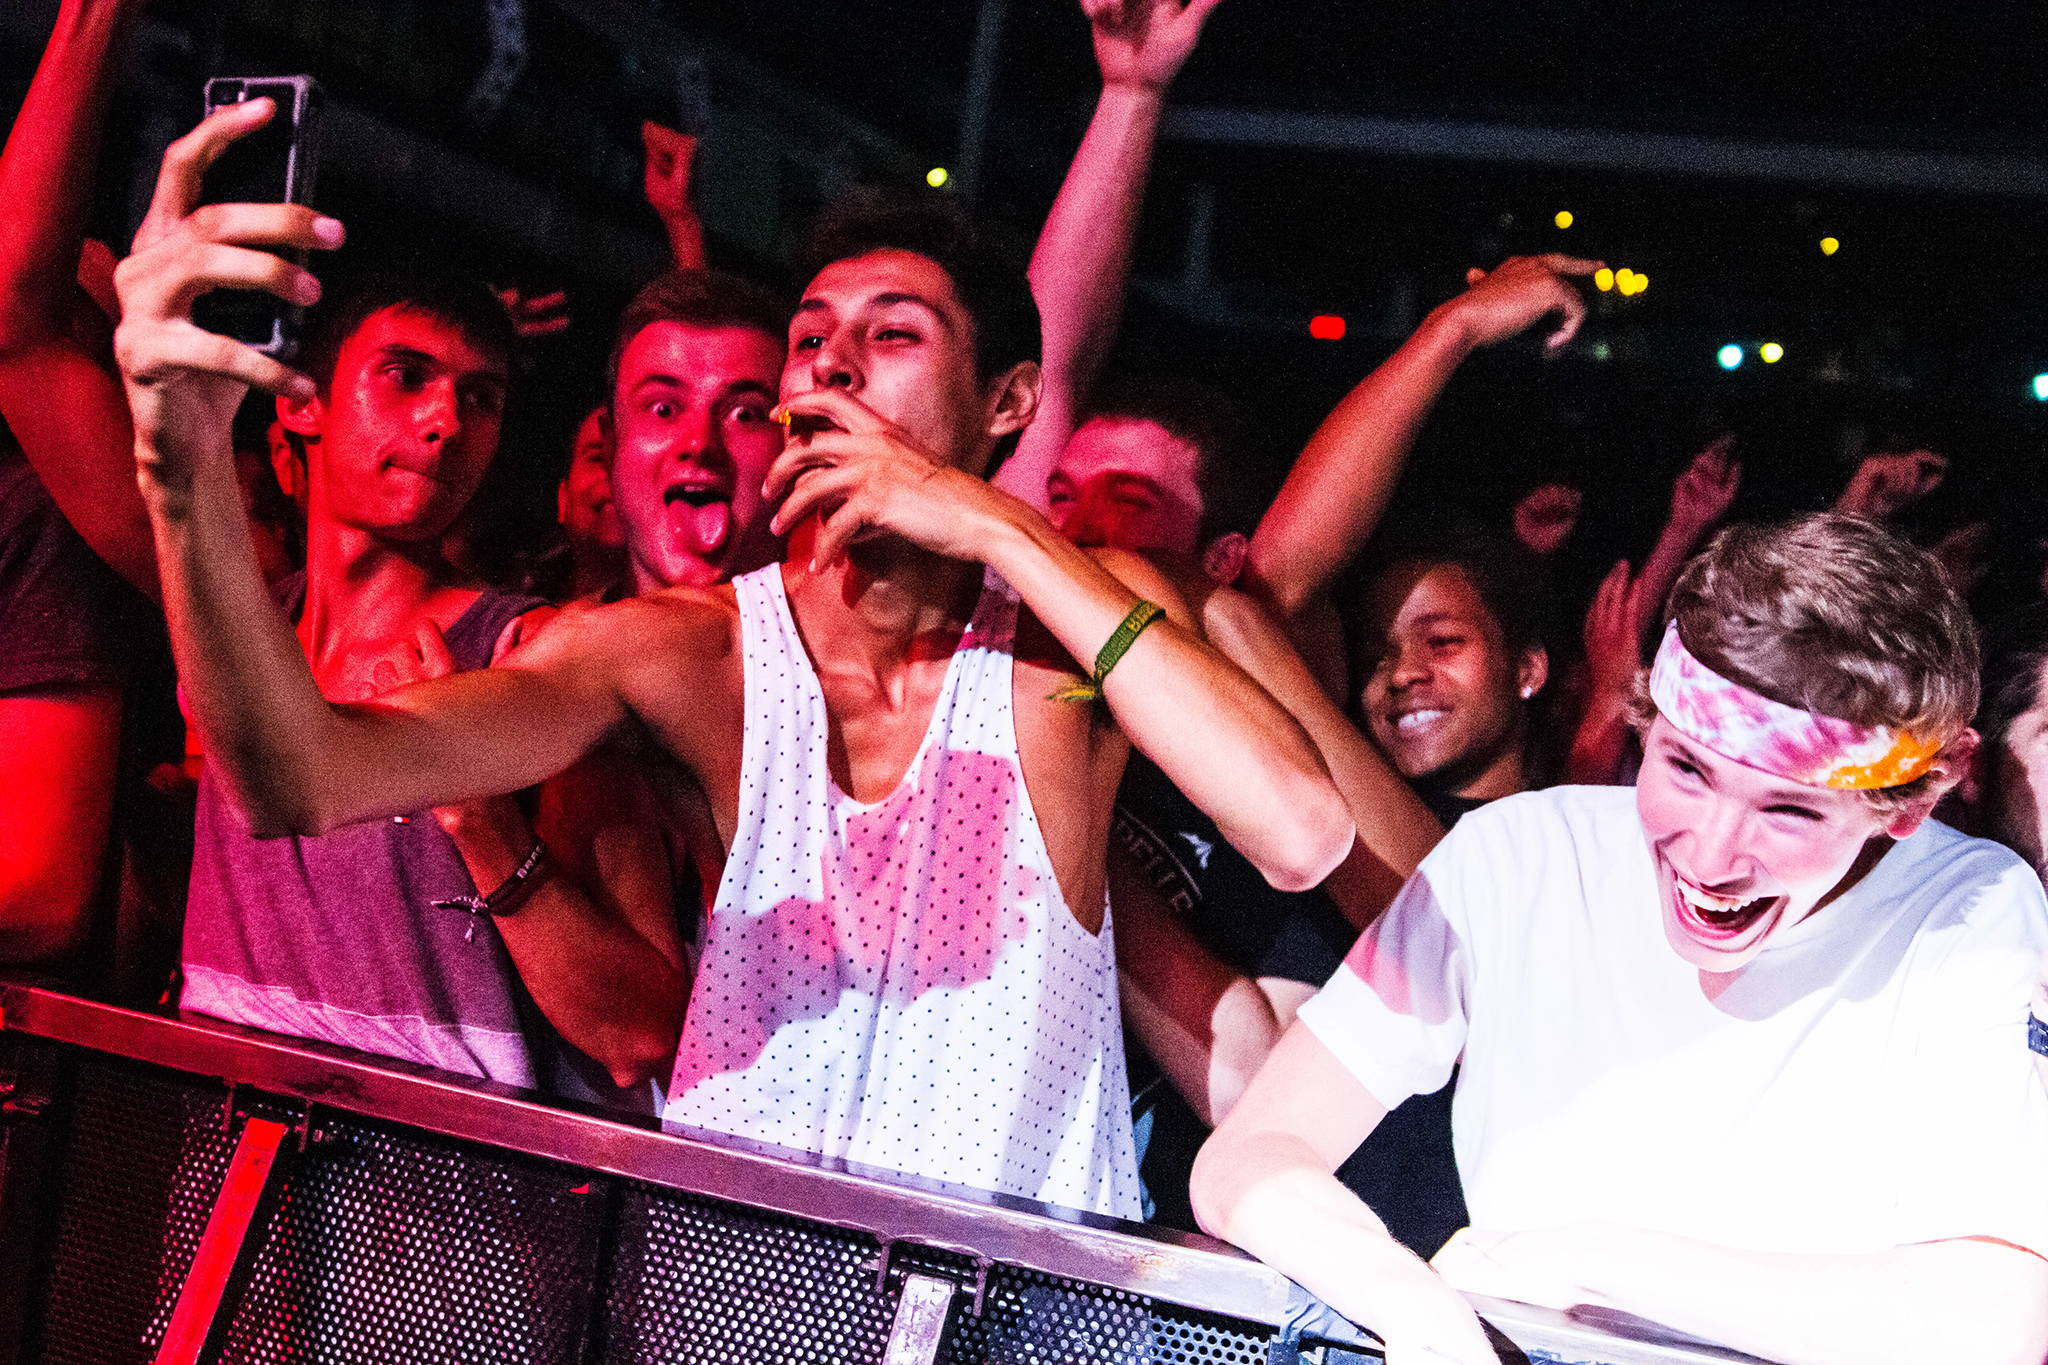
[[606, 267, 788, 409], [296, 266, 518, 396], [1975, 603, 2048, 755], [1364, 523, 1555, 665], [1075, 378, 1261, 544], [798, 187, 1040, 381]]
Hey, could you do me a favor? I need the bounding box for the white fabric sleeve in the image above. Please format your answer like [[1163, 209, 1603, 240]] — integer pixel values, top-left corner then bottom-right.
[[1296, 844, 1473, 1113], [1887, 866, 2048, 1260]]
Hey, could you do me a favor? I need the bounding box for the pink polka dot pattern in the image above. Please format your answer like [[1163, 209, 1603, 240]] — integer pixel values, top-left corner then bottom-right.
[[665, 566, 1141, 1220]]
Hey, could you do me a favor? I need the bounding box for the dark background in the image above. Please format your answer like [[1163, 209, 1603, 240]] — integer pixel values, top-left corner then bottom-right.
[[4, 0, 2045, 612]]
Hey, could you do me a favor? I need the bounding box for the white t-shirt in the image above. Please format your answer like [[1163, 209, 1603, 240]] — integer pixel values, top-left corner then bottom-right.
[[1298, 785, 2048, 1260]]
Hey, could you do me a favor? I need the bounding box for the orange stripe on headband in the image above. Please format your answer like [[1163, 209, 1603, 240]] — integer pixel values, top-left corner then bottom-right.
[[1647, 622, 1940, 791]]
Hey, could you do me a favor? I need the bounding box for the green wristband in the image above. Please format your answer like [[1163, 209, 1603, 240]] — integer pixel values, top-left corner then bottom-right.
[[1050, 599, 1165, 703]]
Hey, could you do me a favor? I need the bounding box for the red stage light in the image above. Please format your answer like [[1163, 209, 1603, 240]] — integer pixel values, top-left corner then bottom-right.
[[1309, 314, 1346, 340]]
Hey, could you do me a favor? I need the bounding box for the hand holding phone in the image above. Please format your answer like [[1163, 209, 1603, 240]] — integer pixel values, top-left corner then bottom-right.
[[191, 76, 325, 358]]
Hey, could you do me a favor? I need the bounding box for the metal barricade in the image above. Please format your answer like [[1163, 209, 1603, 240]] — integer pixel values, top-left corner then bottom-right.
[[0, 976, 1769, 1365]]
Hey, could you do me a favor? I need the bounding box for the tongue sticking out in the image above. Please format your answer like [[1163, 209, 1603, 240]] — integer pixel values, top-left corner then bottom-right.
[[683, 500, 732, 556]]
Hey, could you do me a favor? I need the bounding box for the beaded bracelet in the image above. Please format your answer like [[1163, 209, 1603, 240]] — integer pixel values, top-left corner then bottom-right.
[[1050, 599, 1165, 703]]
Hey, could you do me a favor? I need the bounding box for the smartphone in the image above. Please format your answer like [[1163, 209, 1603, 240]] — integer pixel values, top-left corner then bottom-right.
[[193, 76, 326, 359]]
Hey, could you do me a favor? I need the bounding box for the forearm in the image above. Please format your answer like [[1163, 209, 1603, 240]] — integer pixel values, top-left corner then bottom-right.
[[1245, 308, 1475, 618], [1563, 1226, 2048, 1365], [0, 0, 139, 336], [1632, 517, 1711, 642], [1201, 586, 1441, 927], [984, 507, 1353, 889], [144, 447, 613, 832], [1192, 1131, 1499, 1361], [1564, 686, 1632, 786], [660, 207, 706, 273], [1111, 858, 1280, 1126], [996, 83, 1165, 507], [438, 795, 687, 1090], [1031, 82, 1162, 399]]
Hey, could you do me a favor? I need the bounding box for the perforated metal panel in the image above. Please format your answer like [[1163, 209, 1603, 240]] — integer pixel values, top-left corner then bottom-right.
[[31, 1057, 237, 1365], [601, 1183, 898, 1363], [27, 1058, 605, 1365], [213, 1117, 607, 1364]]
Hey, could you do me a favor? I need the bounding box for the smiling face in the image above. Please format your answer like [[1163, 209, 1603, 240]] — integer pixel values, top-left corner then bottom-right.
[[1636, 715, 1896, 971], [1362, 561, 1543, 799], [286, 306, 509, 542], [1048, 417, 1204, 556], [609, 320, 786, 592], [783, 248, 1004, 476], [557, 407, 624, 554]]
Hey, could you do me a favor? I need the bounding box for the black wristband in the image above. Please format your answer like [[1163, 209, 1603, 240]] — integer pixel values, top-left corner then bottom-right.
[[434, 839, 554, 920]]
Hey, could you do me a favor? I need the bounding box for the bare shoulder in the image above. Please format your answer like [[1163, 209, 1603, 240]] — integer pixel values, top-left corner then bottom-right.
[[510, 583, 740, 664]]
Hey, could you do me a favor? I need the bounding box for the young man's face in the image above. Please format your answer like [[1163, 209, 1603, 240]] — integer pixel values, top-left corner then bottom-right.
[[284, 306, 509, 543], [557, 407, 625, 555], [1362, 562, 1539, 799], [610, 320, 785, 591], [783, 248, 998, 476], [1636, 714, 1893, 972], [1048, 417, 1204, 557]]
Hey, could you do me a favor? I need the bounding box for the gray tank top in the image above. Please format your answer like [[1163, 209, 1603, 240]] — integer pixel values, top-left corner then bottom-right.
[[180, 580, 553, 1088]]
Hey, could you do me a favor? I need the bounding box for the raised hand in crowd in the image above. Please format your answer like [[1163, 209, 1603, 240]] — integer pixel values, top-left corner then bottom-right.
[[1928, 518, 1990, 597], [1244, 253, 1600, 654], [1510, 481, 1582, 558], [1563, 558, 1645, 784], [496, 285, 571, 342], [992, 0, 1225, 510], [642, 120, 705, 271], [1834, 447, 1946, 521], [1634, 435, 1740, 641], [1562, 438, 1739, 784]]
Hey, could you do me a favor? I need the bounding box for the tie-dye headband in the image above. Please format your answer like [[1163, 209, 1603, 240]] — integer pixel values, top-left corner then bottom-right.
[[1647, 621, 1940, 790]]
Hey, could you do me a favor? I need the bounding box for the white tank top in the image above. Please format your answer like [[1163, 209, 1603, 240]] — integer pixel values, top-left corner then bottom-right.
[[664, 564, 1141, 1219]]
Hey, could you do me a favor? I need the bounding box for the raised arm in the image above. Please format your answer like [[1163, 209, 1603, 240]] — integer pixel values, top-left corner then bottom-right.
[[115, 104, 645, 835], [642, 121, 706, 271], [992, 0, 1223, 508], [769, 386, 1354, 892], [1244, 255, 1599, 622], [0, 0, 160, 598]]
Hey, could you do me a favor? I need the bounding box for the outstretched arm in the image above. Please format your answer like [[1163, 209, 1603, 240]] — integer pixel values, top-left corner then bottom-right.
[[1434, 1225, 2048, 1365], [1244, 255, 1599, 622], [0, 0, 160, 598], [769, 386, 1354, 893], [370, 620, 689, 1091], [993, 0, 1223, 508], [116, 103, 651, 835]]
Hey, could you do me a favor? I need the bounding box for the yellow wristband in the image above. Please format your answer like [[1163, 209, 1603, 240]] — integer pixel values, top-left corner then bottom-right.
[[1049, 599, 1165, 703]]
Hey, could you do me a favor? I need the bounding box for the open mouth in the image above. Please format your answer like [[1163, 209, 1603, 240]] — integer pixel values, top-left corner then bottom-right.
[[1669, 872, 1781, 944], [663, 483, 733, 557]]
